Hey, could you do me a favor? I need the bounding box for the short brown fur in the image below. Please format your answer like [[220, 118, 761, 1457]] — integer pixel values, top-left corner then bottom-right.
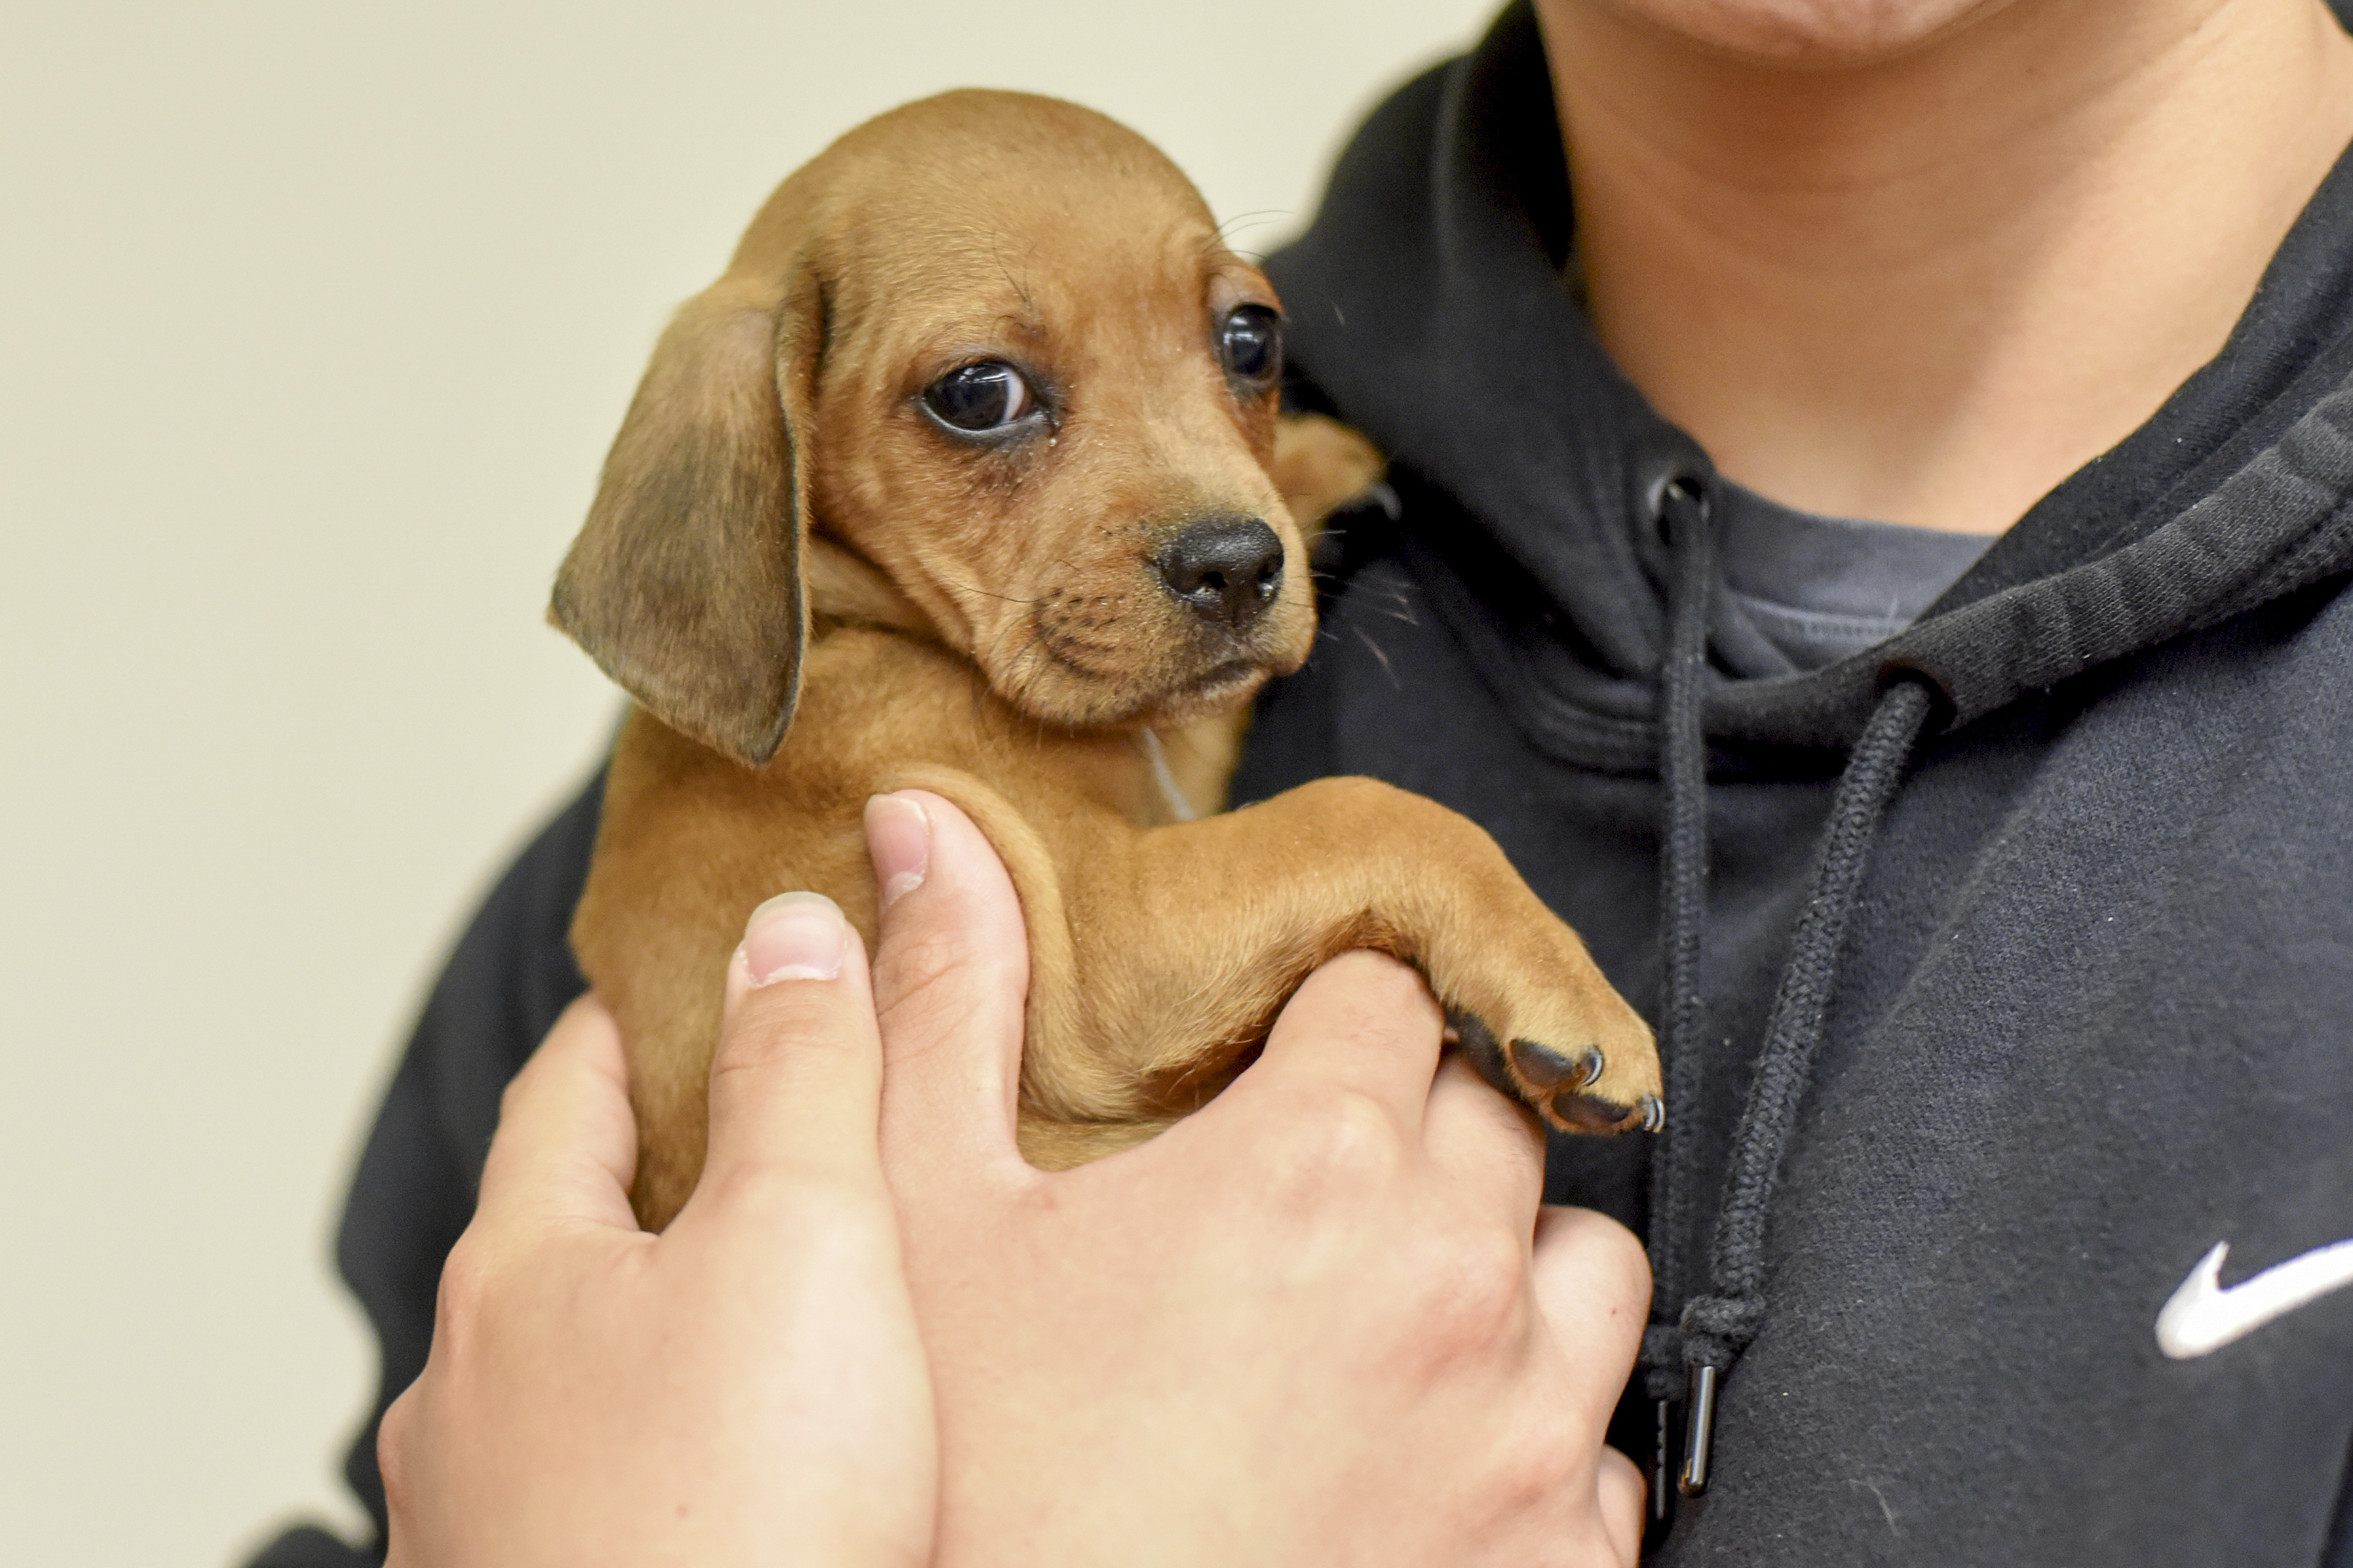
[[553, 91, 1660, 1229]]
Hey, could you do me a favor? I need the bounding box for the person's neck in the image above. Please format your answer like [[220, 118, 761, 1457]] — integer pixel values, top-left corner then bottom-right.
[[1537, 0, 2353, 533]]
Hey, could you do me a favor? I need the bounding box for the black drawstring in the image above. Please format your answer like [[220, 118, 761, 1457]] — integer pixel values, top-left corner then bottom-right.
[[1639, 465, 1941, 1516], [1673, 676, 1933, 1485], [1642, 472, 1715, 1517]]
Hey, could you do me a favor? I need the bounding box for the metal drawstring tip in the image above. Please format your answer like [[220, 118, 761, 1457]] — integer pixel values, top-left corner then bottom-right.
[[1678, 1363, 1718, 1496]]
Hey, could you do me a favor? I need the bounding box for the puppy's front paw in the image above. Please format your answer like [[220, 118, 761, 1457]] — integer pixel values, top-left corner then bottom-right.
[[1441, 954, 1662, 1136]]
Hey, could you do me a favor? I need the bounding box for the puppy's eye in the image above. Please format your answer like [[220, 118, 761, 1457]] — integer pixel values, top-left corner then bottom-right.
[[923, 361, 1034, 434], [1217, 305, 1282, 386]]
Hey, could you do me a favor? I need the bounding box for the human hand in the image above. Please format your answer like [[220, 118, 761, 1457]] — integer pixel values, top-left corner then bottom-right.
[[864, 789, 1649, 1568], [378, 895, 934, 1568]]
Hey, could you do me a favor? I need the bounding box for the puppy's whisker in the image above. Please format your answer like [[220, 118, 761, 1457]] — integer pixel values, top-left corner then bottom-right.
[[1210, 211, 1291, 246], [988, 613, 1070, 717], [987, 233, 1040, 321], [925, 564, 1046, 609], [978, 614, 1037, 688], [949, 582, 1046, 608]]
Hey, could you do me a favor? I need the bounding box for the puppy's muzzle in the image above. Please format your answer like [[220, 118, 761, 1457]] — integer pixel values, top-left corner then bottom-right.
[[1155, 515, 1284, 632]]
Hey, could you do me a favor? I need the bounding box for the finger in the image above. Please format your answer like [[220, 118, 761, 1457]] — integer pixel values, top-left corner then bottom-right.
[[1528, 1206, 1653, 1432], [1421, 1055, 1546, 1219], [470, 995, 640, 1236], [692, 890, 887, 1215], [867, 790, 1033, 1183], [1244, 950, 1445, 1130], [1595, 1446, 1647, 1567]]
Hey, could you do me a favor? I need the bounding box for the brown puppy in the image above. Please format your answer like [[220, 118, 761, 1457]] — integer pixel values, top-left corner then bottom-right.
[[553, 90, 1662, 1229]]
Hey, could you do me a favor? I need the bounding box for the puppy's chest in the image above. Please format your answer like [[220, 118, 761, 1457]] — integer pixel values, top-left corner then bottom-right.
[[788, 626, 1238, 825]]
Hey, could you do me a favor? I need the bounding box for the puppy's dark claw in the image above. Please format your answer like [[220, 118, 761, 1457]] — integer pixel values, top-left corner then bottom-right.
[[1548, 1089, 1653, 1134], [1506, 1037, 1581, 1090], [1451, 1014, 1655, 1136]]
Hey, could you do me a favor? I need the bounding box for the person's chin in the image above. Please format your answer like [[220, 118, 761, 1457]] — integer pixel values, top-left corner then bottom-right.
[[1543, 0, 2019, 67]]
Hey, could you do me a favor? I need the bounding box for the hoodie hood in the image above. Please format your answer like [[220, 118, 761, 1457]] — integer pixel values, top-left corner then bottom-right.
[[1269, 1, 2353, 761]]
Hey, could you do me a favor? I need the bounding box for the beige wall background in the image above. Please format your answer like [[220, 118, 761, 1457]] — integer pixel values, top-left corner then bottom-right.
[[0, 1, 1504, 1562]]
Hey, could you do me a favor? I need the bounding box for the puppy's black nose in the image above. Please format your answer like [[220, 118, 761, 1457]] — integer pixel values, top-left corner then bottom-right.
[[1155, 516, 1285, 631]]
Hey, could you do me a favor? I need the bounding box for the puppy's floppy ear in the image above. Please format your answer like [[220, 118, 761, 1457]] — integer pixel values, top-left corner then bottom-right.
[[551, 277, 820, 766]]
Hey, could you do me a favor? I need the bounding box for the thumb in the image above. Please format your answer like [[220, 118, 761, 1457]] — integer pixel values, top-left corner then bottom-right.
[[683, 890, 886, 1233], [867, 790, 1033, 1191]]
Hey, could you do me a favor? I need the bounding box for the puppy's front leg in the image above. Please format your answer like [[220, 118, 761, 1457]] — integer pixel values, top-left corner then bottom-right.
[[1017, 775, 1660, 1144]]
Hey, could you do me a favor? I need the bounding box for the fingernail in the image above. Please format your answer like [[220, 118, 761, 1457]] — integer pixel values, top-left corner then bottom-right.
[[864, 793, 931, 912], [741, 891, 846, 984]]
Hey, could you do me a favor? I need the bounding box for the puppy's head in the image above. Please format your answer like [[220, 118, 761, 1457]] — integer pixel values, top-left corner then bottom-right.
[[553, 91, 1315, 765]]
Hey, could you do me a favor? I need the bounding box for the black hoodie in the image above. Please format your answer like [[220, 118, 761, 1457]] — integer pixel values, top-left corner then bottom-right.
[[1242, 4, 2353, 1561], [249, 7, 2353, 1564]]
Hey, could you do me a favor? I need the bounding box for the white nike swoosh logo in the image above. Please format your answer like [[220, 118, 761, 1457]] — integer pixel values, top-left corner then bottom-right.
[[2155, 1237, 2353, 1359]]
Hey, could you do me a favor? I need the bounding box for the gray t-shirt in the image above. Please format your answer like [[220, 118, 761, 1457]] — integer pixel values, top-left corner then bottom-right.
[[1715, 479, 1995, 670]]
